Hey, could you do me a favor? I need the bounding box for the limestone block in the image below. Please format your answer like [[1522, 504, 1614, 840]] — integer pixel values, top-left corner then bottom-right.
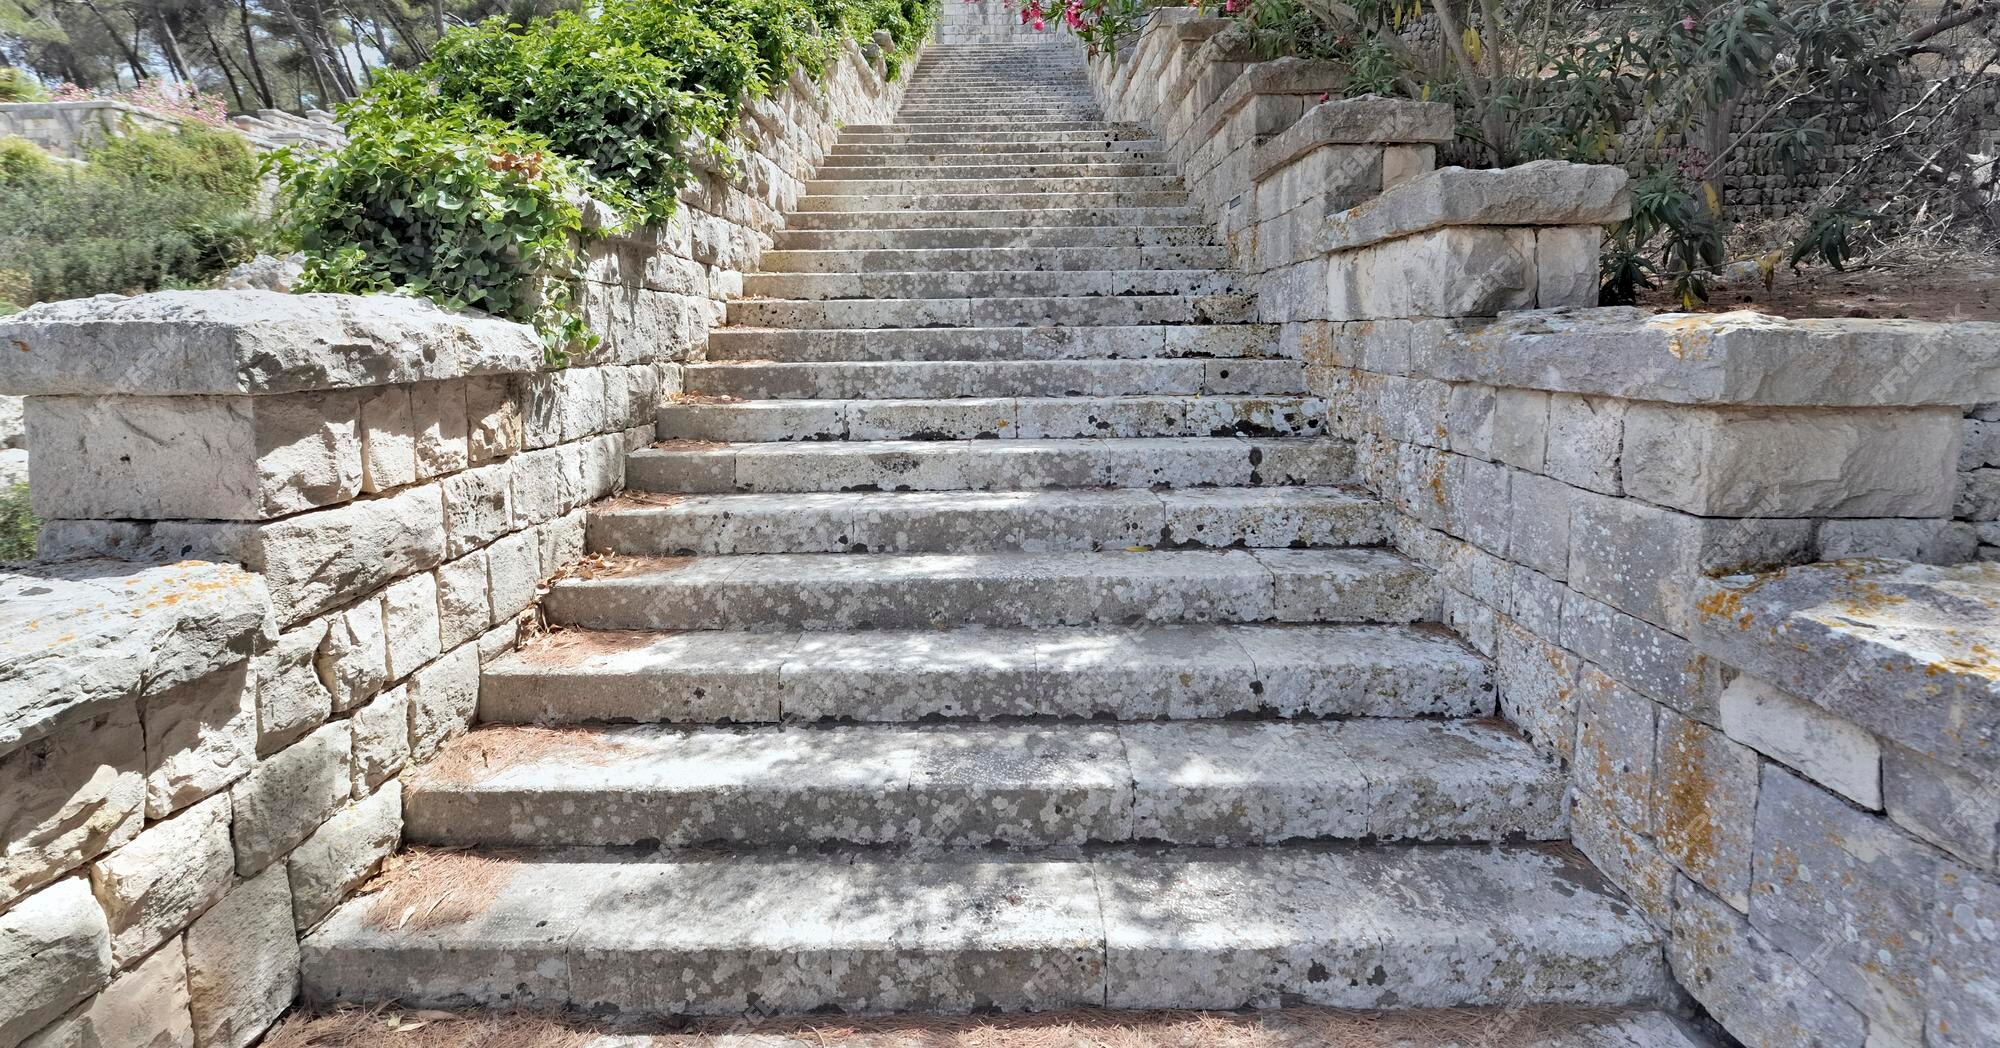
[[1959, 467, 2000, 520], [1573, 666, 1657, 831], [185, 863, 299, 1048], [1444, 382, 1494, 460], [1507, 470, 1572, 580], [1318, 161, 1631, 254], [1490, 388, 1549, 472], [141, 664, 255, 820], [1622, 403, 1959, 517], [1560, 588, 1727, 722], [440, 461, 513, 559], [357, 385, 415, 494], [1668, 877, 1866, 1048], [253, 620, 331, 755], [408, 381, 469, 480], [1720, 675, 1880, 808], [381, 573, 442, 682], [1570, 794, 1675, 928], [464, 376, 523, 465], [0, 708, 142, 910], [228, 721, 351, 876], [1568, 489, 1813, 633], [1930, 864, 2000, 1047], [0, 291, 539, 396], [88, 791, 232, 964], [287, 786, 401, 929], [1543, 393, 1624, 495], [1818, 517, 1978, 564], [1691, 560, 2000, 779], [406, 644, 479, 762], [1751, 766, 1940, 1041], [1508, 564, 1565, 637], [27, 391, 362, 521], [1882, 743, 1999, 873], [20, 938, 193, 1048], [1457, 455, 1511, 556], [511, 444, 585, 526], [486, 529, 541, 623], [0, 561, 269, 755], [1380, 145, 1434, 189], [0, 878, 112, 1048], [1653, 710, 1758, 910], [1328, 228, 1534, 321], [317, 600, 386, 714], [1535, 226, 1602, 308], [1962, 416, 2000, 470], [349, 686, 409, 799], [1252, 145, 1381, 221], [228, 482, 448, 628], [435, 552, 492, 650]]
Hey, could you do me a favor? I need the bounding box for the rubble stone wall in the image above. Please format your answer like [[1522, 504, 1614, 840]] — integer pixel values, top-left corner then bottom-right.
[[1084, 15, 2000, 1047], [0, 38, 907, 1048]]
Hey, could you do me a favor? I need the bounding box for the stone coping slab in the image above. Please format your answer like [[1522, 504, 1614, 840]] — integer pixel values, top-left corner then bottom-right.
[[1691, 559, 2000, 779], [1251, 96, 1455, 183], [1186, 57, 1347, 145], [0, 558, 272, 755], [0, 291, 542, 397], [1317, 161, 1631, 254], [1388, 307, 2000, 407]]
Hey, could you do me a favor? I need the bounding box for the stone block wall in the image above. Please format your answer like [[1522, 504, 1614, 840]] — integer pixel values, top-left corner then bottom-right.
[[0, 100, 180, 160], [0, 38, 908, 1048]]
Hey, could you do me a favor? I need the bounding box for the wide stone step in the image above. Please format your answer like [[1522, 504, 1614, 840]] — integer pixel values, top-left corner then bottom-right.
[[299, 844, 1669, 1014], [813, 161, 1176, 180], [655, 394, 1322, 442], [587, 486, 1381, 555], [770, 224, 1215, 250], [793, 190, 1190, 213], [679, 358, 1302, 399], [703, 324, 1275, 362], [817, 153, 1169, 172], [829, 138, 1163, 156], [782, 206, 1204, 232], [891, 108, 1104, 121], [540, 548, 1437, 631], [739, 269, 1233, 302], [403, 719, 1562, 849], [838, 129, 1154, 146], [755, 244, 1227, 273], [480, 622, 1490, 724], [724, 293, 1253, 329], [625, 436, 1350, 494]]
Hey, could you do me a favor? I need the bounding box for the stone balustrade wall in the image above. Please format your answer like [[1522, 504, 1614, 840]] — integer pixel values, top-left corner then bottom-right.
[[0, 38, 908, 1048], [1078, 15, 2000, 1046]]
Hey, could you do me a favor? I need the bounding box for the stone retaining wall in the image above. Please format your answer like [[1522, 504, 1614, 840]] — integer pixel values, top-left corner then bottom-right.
[[0, 37, 908, 1048], [1083, 14, 2000, 1046]]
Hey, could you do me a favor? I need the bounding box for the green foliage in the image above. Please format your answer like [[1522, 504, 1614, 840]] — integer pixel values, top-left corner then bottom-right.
[[269, 93, 590, 361], [0, 136, 55, 187], [0, 483, 35, 563], [275, 0, 938, 353], [0, 67, 44, 102], [0, 124, 265, 305]]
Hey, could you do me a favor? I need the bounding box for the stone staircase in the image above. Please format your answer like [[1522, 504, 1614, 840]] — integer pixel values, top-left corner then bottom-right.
[[299, 36, 1684, 1024]]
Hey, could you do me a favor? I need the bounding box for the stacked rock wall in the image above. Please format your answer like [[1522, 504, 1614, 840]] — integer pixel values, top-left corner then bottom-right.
[[1083, 14, 2000, 1047], [0, 37, 907, 1048]]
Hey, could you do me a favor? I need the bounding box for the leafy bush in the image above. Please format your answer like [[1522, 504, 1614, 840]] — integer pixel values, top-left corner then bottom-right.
[[0, 483, 37, 563], [0, 67, 44, 103], [0, 124, 263, 304], [0, 136, 55, 187]]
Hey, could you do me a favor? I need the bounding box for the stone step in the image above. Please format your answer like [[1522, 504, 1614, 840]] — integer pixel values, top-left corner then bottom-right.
[[737, 269, 1237, 302], [792, 190, 1190, 213], [829, 139, 1163, 156], [723, 293, 1254, 329], [818, 153, 1169, 172], [480, 622, 1490, 724], [703, 324, 1276, 362], [625, 436, 1350, 494], [770, 225, 1216, 250], [813, 161, 1177, 180], [678, 358, 1303, 399], [540, 548, 1437, 631], [655, 393, 1322, 442], [755, 244, 1228, 273], [805, 175, 1184, 197], [837, 129, 1154, 146], [299, 844, 1669, 1014], [892, 106, 1102, 117], [781, 206, 1205, 232], [403, 719, 1563, 849], [586, 486, 1381, 555]]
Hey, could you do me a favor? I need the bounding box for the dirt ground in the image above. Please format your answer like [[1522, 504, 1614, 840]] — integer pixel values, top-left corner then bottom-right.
[[1636, 255, 2000, 321], [263, 1005, 1698, 1048]]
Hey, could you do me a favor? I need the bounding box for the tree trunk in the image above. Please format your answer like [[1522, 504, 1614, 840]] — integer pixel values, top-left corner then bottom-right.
[[236, 0, 276, 106], [278, 0, 336, 103], [202, 16, 249, 110]]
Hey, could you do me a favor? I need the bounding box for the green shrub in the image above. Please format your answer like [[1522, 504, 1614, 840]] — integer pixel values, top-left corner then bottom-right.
[[0, 136, 54, 187], [0, 67, 44, 103], [88, 124, 259, 202], [0, 484, 37, 563]]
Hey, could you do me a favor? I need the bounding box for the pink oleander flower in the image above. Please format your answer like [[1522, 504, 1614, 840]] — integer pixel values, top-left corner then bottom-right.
[[1679, 16, 1696, 29], [1033, 16, 1045, 28], [1224, 0, 1239, 12]]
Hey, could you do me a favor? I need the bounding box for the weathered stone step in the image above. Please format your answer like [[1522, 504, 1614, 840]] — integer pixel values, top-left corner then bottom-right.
[[404, 719, 1562, 849], [587, 486, 1380, 555], [724, 293, 1253, 329], [793, 190, 1190, 213], [540, 548, 1436, 631], [300, 844, 1669, 1014], [737, 269, 1236, 302], [703, 324, 1275, 363], [813, 161, 1176, 180], [806, 175, 1184, 198], [818, 153, 1168, 172], [770, 224, 1215, 250], [625, 436, 1349, 494], [782, 206, 1204, 232], [656, 394, 1322, 442], [838, 129, 1153, 146], [829, 139, 1163, 156], [678, 357, 1302, 399], [480, 622, 1490, 724], [892, 106, 1102, 118], [755, 244, 1227, 273]]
